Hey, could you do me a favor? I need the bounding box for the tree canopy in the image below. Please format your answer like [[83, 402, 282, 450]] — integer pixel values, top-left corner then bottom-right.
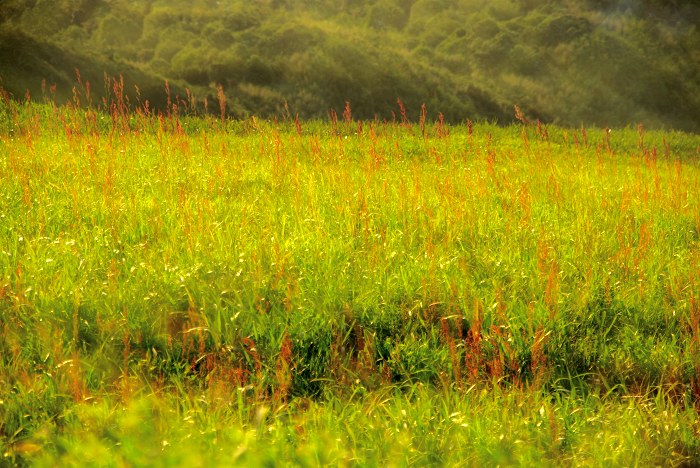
[[1, 0, 698, 130]]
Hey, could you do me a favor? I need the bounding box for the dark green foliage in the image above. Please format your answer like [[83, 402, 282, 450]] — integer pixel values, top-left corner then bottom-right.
[[535, 15, 593, 46], [0, 28, 183, 111], [367, 0, 409, 30], [0, 1, 699, 127], [290, 328, 333, 397]]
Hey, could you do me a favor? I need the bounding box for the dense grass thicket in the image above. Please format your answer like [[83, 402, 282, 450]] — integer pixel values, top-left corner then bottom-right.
[[1, 90, 700, 465], [1, 0, 699, 131]]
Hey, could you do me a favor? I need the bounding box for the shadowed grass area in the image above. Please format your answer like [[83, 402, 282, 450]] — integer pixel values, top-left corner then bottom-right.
[[1, 95, 700, 465]]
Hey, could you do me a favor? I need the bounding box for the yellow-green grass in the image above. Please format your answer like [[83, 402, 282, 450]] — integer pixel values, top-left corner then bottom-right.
[[1, 97, 700, 465]]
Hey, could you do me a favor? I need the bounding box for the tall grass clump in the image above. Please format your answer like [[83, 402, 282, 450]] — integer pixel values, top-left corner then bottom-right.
[[1, 88, 700, 465]]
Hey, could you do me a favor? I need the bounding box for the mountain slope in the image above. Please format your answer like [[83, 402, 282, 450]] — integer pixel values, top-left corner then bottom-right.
[[1, 0, 698, 130]]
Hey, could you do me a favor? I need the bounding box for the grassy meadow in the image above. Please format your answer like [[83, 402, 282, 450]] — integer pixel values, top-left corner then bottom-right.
[[1, 89, 700, 465]]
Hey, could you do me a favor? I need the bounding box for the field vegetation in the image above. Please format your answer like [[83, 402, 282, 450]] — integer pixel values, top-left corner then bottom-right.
[[1, 82, 700, 465]]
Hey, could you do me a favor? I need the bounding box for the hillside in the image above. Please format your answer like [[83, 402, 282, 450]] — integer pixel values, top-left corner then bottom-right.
[[1, 0, 699, 130]]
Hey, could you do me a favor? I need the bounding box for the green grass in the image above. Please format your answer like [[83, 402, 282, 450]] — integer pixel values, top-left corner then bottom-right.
[[1, 95, 700, 466]]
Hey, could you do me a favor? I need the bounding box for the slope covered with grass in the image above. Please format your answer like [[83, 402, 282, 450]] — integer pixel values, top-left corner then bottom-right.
[[1, 0, 699, 131], [1, 92, 700, 464]]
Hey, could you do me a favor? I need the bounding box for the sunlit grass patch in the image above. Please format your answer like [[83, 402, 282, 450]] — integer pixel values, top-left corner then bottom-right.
[[1, 95, 700, 465]]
